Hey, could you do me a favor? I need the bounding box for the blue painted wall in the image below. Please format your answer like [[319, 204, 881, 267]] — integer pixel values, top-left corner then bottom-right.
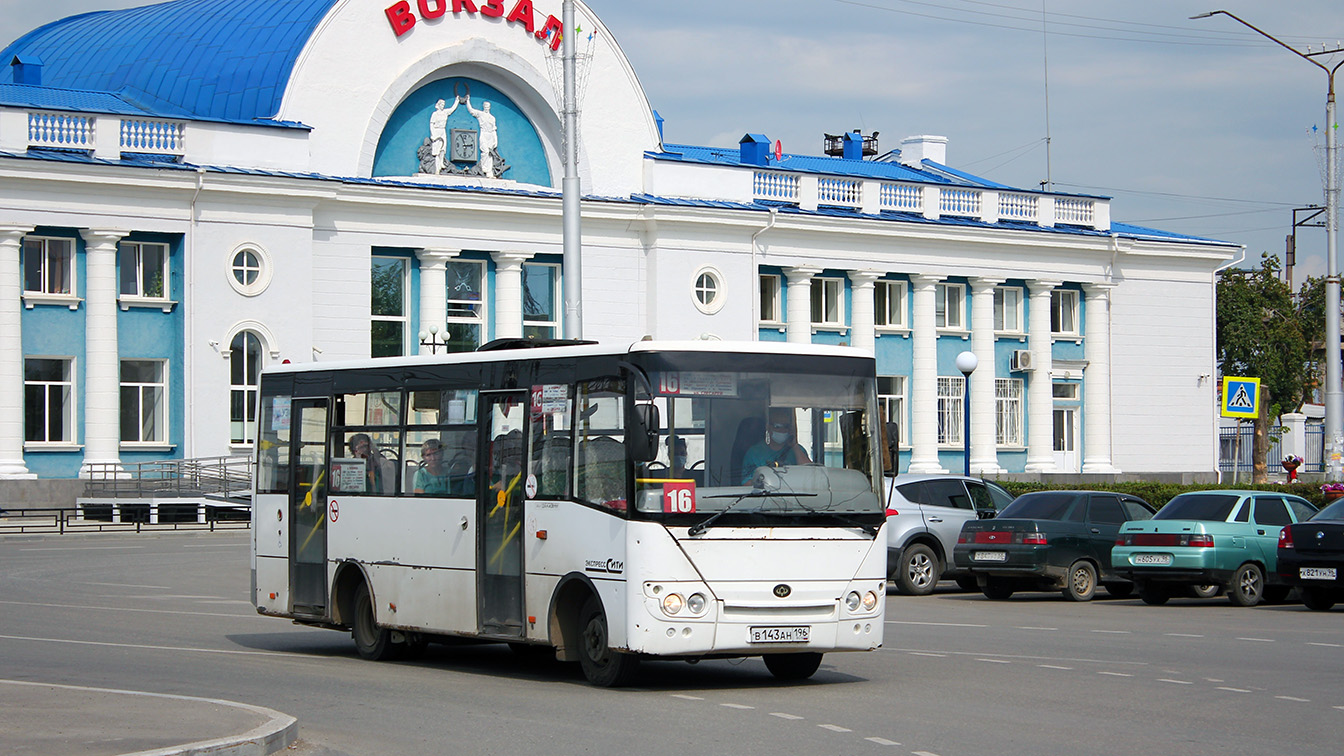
[[117, 233, 185, 466], [23, 228, 87, 478]]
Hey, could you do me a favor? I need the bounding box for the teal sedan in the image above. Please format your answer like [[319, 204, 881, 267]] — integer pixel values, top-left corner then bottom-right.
[[1112, 491, 1317, 606]]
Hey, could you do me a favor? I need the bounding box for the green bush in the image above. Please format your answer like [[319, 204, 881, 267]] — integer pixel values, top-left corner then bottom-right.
[[992, 480, 1336, 510]]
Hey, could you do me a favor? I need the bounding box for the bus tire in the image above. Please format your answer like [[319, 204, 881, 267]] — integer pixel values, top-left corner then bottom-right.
[[352, 582, 401, 661], [764, 652, 823, 681], [578, 596, 639, 687]]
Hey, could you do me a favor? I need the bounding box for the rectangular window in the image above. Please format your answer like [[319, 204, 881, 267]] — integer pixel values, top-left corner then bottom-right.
[[25, 358, 73, 443], [878, 375, 907, 449], [445, 259, 486, 352], [118, 241, 169, 299], [810, 277, 844, 326], [120, 360, 167, 444], [935, 283, 965, 330], [371, 256, 408, 358], [995, 378, 1024, 447], [1052, 290, 1079, 335], [875, 280, 907, 328], [994, 287, 1022, 333], [1053, 383, 1080, 401], [523, 262, 561, 340], [574, 378, 627, 511], [936, 376, 965, 445], [759, 274, 782, 324], [23, 237, 74, 296]]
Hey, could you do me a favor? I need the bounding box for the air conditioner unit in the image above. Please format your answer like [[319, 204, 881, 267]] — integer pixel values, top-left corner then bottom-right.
[[1010, 350, 1034, 372]]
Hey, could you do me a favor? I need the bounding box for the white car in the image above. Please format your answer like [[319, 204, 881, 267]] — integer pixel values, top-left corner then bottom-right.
[[885, 474, 1014, 595]]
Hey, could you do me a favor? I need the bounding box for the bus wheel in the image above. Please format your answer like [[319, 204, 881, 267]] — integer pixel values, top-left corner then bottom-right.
[[764, 652, 823, 681], [578, 596, 639, 687], [352, 582, 400, 661]]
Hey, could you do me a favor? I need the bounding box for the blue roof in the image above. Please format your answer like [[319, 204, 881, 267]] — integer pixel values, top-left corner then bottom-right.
[[0, 0, 338, 123]]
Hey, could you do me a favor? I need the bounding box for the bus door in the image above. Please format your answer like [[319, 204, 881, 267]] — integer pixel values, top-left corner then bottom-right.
[[478, 392, 527, 637], [288, 398, 330, 618]]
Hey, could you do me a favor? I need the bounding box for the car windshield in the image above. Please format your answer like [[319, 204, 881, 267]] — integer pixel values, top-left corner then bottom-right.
[[1154, 493, 1240, 521], [996, 491, 1086, 521], [1312, 498, 1344, 521]]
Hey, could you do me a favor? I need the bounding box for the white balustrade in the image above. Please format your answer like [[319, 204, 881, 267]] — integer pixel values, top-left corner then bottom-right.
[[939, 187, 982, 217], [121, 119, 186, 155], [28, 112, 94, 149], [817, 177, 862, 208], [753, 171, 800, 202], [999, 193, 1039, 222], [1055, 197, 1095, 225], [880, 183, 924, 213]]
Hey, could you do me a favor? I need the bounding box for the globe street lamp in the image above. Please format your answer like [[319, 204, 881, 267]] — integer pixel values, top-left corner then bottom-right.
[[1193, 10, 1344, 476], [956, 351, 979, 476]]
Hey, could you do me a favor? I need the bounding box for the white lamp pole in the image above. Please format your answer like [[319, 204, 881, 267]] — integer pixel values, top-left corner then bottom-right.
[[956, 351, 979, 477]]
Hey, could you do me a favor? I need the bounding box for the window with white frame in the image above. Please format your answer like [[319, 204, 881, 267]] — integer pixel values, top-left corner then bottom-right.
[[875, 280, 907, 328], [1051, 289, 1079, 335], [691, 266, 725, 315], [995, 378, 1024, 446], [935, 283, 965, 330], [119, 242, 169, 299], [445, 259, 486, 352], [759, 274, 782, 324], [878, 376, 907, 448], [230, 332, 262, 445], [811, 277, 844, 326], [228, 245, 272, 296], [23, 237, 74, 296], [121, 360, 166, 444], [994, 286, 1023, 333], [371, 256, 408, 358], [523, 262, 561, 339], [25, 357, 73, 443], [936, 376, 965, 445]]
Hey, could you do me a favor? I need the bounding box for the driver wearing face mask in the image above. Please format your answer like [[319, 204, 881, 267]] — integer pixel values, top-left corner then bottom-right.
[[740, 407, 812, 483]]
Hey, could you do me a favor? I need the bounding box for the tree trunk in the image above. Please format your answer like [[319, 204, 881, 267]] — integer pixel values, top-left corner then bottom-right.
[[1252, 411, 1270, 485]]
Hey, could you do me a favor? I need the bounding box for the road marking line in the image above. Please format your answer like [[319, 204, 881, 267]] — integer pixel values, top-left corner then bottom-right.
[[1277, 696, 1310, 703], [0, 634, 296, 658], [865, 737, 900, 746], [908, 652, 946, 658], [78, 582, 171, 589], [770, 713, 803, 720], [1309, 642, 1343, 648], [1159, 679, 1194, 685], [1038, 665, 1073, 670], [1091, 629, 1130, 634], [18, 546, 144, 551], [1217, 687, 1251, 693], [1237, 638, 1274, 643], [721, 703, 754, 710], [0, 599, 250, 620], [1098, 672, 1133, 678], [886, 621, 988, 629], [912, 751, 942, 756], [1335, 706, 1344, 712], [976, 658, 1012, 664], [886, 647, 1147, 666], [1205, 679, 1224, 683], [1165, 633, 1204, 638], [818, 724, 851, 733], [1018, 626, 1057, 631], [670, 694, 703, 701]]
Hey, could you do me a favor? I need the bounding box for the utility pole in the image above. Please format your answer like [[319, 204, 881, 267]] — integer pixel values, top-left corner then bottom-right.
[[561, 0, 583, 339]]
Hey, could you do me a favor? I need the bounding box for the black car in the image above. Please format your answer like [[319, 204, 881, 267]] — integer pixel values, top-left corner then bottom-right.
[[953, 490, 1156, 601], [1278, 496, 1344, 611]]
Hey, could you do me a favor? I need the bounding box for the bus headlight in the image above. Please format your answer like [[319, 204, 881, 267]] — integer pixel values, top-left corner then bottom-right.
[[687, 593, 707, 614], [845, 591, 862, 612], [862, 591, 878, 611], [662, 593, 684, 615]]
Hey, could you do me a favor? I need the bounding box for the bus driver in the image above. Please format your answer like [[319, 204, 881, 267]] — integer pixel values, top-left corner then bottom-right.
[[740, 407, 812, 483]]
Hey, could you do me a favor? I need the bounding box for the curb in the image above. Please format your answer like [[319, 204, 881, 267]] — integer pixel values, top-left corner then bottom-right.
[[0, 680, 297, 756]]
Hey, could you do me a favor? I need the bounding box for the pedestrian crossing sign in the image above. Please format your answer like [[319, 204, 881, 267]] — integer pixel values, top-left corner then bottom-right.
[[1221, 376, 1260, 419]]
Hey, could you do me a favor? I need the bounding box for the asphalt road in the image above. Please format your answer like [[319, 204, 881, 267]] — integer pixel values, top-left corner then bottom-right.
[[1, 531, 1340, 756]]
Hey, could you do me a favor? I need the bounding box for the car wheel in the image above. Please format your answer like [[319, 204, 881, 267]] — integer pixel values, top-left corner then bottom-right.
[[1187, 584, 1221, 599], [1137, 582, 1170, 606], [1228, 563, 1265, 607], [954, 576, 979, 592], [1063, 561, 1097, 602], [763, 652, 824, 681], [1301, 587, 1337, 612], [981, 577, 1013, 600], [1104, 582, 1134, 599], [896, 544, 939, 596]]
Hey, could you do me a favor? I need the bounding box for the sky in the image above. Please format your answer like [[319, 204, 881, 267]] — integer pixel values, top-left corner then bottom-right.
[[3, 0, 1343, 284]]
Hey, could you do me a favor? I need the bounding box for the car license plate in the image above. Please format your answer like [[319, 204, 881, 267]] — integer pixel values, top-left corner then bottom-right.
[[1133, 554, 1173, 566], [973, 551, 1007, 562], [1301, 567, 1337, 581], [749, 626, 810, 644]]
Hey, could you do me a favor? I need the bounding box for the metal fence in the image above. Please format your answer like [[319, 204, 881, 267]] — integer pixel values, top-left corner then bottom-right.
[[82, 456, 252, 500], [1218, 424, 1325, 474], [0, 506, 250, 535]]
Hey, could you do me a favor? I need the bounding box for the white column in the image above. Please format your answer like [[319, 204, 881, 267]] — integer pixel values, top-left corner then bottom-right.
[[907, 274, 946, 474], [847, 270, 880, 353], [80, 229, 130, 478], [491, 251, 535, 340], [968, 277, 1005, 475], [0, 226, 35, 478], [784, 265, 822, 344], [1025, 279, 1061, 473], [1082, 283, 1120, 473], [415, 249, 457, 355]]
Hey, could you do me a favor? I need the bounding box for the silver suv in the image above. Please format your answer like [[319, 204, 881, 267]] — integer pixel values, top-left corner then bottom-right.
[[885, 474, 1014, 595]]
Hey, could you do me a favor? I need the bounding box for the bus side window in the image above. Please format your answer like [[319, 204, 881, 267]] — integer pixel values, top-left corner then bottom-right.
[[530, 388, 572, 499], [574, 379, 626, 511]]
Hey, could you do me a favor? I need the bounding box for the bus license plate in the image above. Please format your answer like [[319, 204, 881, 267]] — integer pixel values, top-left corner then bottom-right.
[[973, 551, 1007, 562], [1133, 554, 1173, 566], [1301, 567, 1337, 580], [749, 626, 810, 644]]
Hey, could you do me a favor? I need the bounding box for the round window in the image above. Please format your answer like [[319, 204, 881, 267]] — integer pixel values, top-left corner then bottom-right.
[[691, 267, 726, 315], [228, 244, 273, 296]]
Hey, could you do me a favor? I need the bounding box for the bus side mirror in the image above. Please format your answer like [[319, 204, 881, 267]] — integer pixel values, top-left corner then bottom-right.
[[630, 403, 660, 462], [883, 422, 900, 476]]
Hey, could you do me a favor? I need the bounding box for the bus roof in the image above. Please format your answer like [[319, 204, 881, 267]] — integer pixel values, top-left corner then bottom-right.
[[262, 340, 874, 376]]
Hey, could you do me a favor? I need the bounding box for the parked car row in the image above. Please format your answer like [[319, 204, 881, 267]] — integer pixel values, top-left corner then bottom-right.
[[885, 477, 1344, 612]]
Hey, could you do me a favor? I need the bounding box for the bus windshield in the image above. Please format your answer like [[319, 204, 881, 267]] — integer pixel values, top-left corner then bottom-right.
[[631, 354, 883, 526]]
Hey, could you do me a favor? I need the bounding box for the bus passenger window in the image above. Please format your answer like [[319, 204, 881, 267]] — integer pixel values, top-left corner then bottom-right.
[[530, 386, 572, 499], [574, 379, 626, 511]]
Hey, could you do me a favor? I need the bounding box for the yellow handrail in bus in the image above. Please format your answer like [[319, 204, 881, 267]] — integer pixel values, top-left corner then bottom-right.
[[487, 471, 523, 570], [297, 468, 326, 556]]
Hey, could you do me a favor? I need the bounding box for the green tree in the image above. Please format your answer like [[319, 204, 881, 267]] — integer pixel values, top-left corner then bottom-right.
[[1216, 254, 1311, 483]]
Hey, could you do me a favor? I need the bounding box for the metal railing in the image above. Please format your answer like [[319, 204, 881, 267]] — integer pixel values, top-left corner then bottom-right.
[[83, 456, 253, 500], [0, 505, 250, 535], [1217, 425, 1325, 474]]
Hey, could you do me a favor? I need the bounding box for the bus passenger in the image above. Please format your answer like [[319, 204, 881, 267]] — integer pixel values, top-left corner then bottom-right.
[[351, 433, 393, 494], [414, 438, 451, 495], [740, 407, 812, 483]]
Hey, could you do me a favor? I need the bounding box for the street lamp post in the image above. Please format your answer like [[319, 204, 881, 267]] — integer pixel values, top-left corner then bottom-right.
[[1194, 10, 1344, 477], [956, 351, 978, 477]]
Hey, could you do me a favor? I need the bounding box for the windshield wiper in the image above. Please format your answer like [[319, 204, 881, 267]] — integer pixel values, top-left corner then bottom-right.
[[809, 511, 882, 537], [689, 490, 817, 536]]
